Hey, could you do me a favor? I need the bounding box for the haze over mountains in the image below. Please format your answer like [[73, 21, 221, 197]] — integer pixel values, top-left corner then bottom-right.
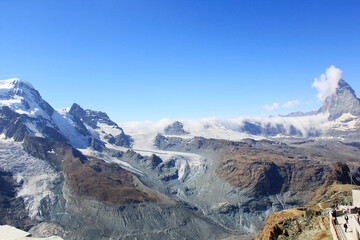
[[0, 72, 360, 239]]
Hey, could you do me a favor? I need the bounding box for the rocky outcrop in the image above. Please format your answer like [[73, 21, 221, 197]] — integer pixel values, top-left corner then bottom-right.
[[0, 106, 29, 141], [69, 103, 117, 129], [164, 121, 189, 135], [143, 154, 163, 169], [324, 162, 360, 186]]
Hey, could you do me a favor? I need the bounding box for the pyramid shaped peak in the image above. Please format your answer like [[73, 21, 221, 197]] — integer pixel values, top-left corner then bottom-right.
[[319, 79, 360, 120]]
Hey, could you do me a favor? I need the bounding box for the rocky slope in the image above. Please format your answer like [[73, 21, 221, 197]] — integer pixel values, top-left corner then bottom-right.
[[22, 135, 156, 204], [153, 134, 360, 232]]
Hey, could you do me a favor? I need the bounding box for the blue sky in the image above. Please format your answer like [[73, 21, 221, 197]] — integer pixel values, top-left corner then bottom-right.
[[0, 0, 359, 122]]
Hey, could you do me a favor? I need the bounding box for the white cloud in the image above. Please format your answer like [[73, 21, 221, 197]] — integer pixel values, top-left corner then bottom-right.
[[312, 65, 342, 100], [265, 100, 299, 111], [282, 100, 299, 108], [264, 102, 280, 111]]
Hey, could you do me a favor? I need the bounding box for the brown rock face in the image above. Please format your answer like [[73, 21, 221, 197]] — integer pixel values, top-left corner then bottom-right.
[[215, 140, 330, 197], [22, 136, 155, 204]]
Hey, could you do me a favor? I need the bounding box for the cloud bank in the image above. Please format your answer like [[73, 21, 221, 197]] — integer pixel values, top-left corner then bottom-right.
[[312, 65, 342, 100]]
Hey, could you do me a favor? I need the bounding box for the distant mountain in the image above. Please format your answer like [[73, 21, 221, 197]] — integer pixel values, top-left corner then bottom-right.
[[154, 79, 360, 140], [164, 121, 189, 135], [285, 79, 360, 120]]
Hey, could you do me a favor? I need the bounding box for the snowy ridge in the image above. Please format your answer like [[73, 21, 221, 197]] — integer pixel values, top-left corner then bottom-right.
[[0, 78, 90, 147], [0, 78, 129, 150], [0, 137, 60, 219]]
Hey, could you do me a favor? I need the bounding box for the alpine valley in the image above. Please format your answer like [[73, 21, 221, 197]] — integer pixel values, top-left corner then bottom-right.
[[1, 78, 360, 239]]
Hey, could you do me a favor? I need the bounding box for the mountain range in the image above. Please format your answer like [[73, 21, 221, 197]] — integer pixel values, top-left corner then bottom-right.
[[0, 77, 360, 239]]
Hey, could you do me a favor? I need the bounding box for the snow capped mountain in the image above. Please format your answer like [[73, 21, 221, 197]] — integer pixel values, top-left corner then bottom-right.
[[0, 78, 54, 119], [67, 103, 131, 148], [0, 78, 130, 149]]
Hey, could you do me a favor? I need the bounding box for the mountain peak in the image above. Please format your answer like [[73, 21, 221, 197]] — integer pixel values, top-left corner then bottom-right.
[[0, 78, 34, 90], [318, 79, 360, 120], [0, 78, 54, 118]]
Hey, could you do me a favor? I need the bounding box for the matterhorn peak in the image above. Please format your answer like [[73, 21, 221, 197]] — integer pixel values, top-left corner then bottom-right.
[[318, 79, 360, 120]]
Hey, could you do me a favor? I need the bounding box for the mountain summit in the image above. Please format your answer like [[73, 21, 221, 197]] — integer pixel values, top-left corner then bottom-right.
[[0, 78, 54, 118], [318, 79, 360, 120]]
